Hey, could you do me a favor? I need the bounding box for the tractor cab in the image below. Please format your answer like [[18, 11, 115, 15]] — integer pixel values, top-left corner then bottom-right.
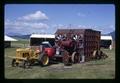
[[41, 41, 55, 57], [41, 41, 52, 48]]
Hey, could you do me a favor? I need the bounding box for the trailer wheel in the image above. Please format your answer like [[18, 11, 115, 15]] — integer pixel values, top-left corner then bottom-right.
[[72, 52, 80, 63], [62, 51, 70, 65], [92, 50, 99, 59], [96, 50, 102, 59], [93, 50, 102, 60], [40, 54, 49, 67], [100, 51, 108, 59], [93, 50, 97, 57]]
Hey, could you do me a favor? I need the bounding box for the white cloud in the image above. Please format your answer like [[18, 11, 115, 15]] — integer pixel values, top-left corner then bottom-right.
[[77, 12, 86, 17], [109, 25, 115, 29], [5, 19, 49, 35], [5, 11, 49, 34], [22, 22, 49, 29], [51, 24, 67, 29], [77, 24, 115, 34], [78, 25, 88, 28], [51, 24, 114, 34], [18, 11, 48, 21], [5, 20, 49, 29]]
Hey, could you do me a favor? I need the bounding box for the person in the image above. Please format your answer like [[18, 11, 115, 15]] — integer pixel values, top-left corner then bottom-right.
[[109, 45, 112, 50], [35, 47, 40, 54]]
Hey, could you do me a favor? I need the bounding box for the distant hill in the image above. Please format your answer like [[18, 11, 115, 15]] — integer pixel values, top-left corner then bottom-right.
[[7, 31, 115, 41], [107, 31, 115, 41], [10, 34, 31, 39], [6, 32, 22, 36], [102, 31, 115, 41]]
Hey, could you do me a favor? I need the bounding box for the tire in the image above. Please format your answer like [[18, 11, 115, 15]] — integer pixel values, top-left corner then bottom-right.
[[71, 52, 80, 63], [96, 50, 102, 60], [40, 54, 49, 67], [11, 59, 16, 67], [62, 51, 70, 66], [22, 60, 30, 68], [93, 50, 101, 60], [92, 50, 97, 59], [101, 52, 108, 59], [98, 50, 102, 59], [29, 59, 35, 66]]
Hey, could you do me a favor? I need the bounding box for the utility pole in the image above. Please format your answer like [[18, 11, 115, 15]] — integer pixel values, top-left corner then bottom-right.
[[67, 24, 72, 29], [69, 24, 72, 29]]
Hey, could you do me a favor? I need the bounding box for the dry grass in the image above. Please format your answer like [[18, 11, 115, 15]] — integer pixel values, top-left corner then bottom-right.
[[4, 40, 115, 79]]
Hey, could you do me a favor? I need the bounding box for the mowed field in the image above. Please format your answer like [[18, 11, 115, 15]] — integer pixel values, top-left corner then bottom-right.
[[5, 39, 115, 79]]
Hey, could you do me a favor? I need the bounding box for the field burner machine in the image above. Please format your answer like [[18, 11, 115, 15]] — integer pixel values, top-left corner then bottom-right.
[[54, 29, 108, 65]]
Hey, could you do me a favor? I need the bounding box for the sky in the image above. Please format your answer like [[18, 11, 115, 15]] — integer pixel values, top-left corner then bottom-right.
[[5, 4, 115, 35]]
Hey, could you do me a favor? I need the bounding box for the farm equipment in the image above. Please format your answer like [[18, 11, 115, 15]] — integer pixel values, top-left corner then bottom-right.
[[11, 41, 55, 68], [11, 29, 108, 68], [54, 29, 108, 65]]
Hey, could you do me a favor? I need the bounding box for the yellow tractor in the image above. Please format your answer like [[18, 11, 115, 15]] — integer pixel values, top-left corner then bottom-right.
[[11, 46, 49, 68]]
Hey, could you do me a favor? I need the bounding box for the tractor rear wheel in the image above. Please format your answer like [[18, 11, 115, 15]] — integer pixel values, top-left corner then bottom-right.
[[40, 54, 49, 67]]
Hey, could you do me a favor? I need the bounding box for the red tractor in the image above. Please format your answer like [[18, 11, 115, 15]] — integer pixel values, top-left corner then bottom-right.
[[31, 39, 80, 66]]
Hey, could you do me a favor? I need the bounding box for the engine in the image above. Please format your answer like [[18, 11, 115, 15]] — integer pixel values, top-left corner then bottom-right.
[[55, 34, 78, 55]]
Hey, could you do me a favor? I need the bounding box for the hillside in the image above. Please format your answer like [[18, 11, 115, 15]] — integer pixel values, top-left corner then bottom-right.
[[7, 31, 115, 41], [108, 31, 115, 41], [102, 31, 115, 41], [10, 34, 31, 39]]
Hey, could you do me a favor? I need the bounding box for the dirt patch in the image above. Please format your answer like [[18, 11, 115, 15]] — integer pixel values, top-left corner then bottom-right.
[[46, 63, 75, 72]]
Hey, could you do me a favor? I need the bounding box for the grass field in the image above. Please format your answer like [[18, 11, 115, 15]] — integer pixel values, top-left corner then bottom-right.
[[4, 39, 115, 79]]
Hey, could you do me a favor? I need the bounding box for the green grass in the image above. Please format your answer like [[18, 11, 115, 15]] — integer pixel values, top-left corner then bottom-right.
[[5, 40, 115, 79]]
